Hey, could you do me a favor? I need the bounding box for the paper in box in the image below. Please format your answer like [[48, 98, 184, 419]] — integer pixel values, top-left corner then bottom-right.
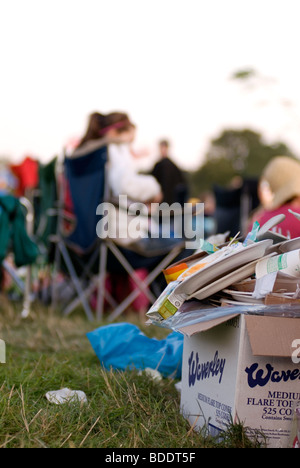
[[148, 240, 273, 321], [180, 314, 300, 448]]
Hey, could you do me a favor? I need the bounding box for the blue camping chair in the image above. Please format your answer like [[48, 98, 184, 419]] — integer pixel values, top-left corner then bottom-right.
[[51, 143, 109, 321], [51, 141, 185, 321]]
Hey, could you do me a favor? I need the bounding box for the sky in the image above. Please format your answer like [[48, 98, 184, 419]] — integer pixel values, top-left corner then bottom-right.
[[1, 0, 300, 171]]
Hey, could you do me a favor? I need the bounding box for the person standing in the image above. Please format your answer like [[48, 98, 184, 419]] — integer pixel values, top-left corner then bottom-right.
[[151, 139, 188, 206]]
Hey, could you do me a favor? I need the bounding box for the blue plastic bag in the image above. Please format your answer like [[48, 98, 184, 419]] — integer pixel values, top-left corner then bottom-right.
[[87, 323, 183, 379]]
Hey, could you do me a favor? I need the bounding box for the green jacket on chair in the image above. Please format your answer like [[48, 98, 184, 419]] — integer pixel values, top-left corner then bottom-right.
[[0, 195, 39, 267]]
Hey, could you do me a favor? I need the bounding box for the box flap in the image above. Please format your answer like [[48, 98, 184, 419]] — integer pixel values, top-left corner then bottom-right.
[[245, 315, 300, 357], [178, 313, 239, 336]]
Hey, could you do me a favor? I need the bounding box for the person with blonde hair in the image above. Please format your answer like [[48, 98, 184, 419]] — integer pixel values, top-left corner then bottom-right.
[[250, 156, 300, 239]]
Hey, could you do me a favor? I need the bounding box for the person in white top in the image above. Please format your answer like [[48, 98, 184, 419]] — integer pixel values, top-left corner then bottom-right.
[[108, 141, 162, 204], [71, 111, 182, 315], [72, 111, 184, 250], [102, 114, 162, 205], [74, 111, 162, 204]]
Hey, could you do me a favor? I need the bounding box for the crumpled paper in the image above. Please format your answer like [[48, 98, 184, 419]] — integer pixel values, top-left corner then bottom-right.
[[138, 367, 162, 381], [45, 388, 88, 405]]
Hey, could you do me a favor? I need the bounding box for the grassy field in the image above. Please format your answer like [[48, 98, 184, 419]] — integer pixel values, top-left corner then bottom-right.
[[0, 297, 265, 448]]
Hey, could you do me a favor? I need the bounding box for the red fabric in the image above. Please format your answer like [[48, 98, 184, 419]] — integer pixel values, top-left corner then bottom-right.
[[58, 173, 74, 215], [11, 156, 39, 196], [128, 268, 150, 312], [253, 203, 300, 239], [90, 269, 150, 314], [111, 270, 150, 312]]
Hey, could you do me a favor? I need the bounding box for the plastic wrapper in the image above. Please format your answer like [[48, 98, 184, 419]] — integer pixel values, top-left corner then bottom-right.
[[87, 323, 183, 379], [148, 301, 300, 333]]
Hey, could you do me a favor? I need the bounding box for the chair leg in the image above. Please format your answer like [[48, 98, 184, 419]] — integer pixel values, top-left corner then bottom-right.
[[107, 241, 156, 302], [51, 240, 62, 309], [58, 242, 94, 321], [59, 272, 118, 320], [21, 265, 32, 318], [51, 240, 117, 321], [2, 260, 25, 292], [107, 244, 183, 322], [2, 260, 32, 318], [96, 242, 108, 321]]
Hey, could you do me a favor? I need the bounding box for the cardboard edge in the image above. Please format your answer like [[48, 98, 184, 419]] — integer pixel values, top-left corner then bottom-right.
[[245, 314, 300, 357], [178, 313, 240, 336]]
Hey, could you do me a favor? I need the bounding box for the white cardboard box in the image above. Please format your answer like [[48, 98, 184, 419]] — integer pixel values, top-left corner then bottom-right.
[[180, 314, 300, 448]]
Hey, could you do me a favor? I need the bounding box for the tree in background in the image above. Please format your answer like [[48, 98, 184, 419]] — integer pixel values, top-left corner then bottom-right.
[[189, 128, 295, 197], [189, 66, 298, 197], [187, 68, 299, 237]]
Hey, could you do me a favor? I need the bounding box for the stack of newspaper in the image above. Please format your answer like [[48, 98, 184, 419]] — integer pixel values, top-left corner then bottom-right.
[[146, 215, 300, 327]]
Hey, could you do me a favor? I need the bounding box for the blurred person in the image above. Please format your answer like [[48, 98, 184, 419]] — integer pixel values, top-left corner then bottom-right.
[[72, 111, 162, 315], [151, 139, 188, 206], [76, 112, 107, 149], [198, 191, 217, 239], [213, 181, 243, 238], [249, 156, 300, 239], [72, 112, 187, 315], [102, 112, 163, 205], [75, 112, 162, 205], [77, 112, 187, 251]]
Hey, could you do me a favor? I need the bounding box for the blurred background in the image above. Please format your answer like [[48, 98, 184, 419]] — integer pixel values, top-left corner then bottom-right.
[[1, 0, 300, 202]]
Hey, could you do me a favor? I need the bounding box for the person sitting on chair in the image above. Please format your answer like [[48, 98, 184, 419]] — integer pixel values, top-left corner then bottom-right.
[[72, 111, 185, 316]]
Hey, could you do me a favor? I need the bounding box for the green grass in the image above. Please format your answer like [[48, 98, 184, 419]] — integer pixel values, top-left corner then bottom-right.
[[0, 297, 266, 448]]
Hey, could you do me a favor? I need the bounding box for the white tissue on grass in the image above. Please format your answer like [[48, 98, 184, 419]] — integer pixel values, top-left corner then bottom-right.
[[45, 388, 88, 405], [138, 368, 163, 381]]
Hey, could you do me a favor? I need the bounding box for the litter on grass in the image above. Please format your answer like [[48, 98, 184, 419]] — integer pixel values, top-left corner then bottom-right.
[[138, 368, 163, 381], [87, 322, 183, 379], [45, 388, 88, 405]]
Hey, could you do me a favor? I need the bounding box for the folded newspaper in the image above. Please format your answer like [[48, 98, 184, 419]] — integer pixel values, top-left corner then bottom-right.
[[147, 220, 300, 325], [147, 238, 273, 321]]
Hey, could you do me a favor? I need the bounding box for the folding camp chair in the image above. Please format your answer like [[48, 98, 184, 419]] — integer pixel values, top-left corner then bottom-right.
[[50, 141, 185, 322]]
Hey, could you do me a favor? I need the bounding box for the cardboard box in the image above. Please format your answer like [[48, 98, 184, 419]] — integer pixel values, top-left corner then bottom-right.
[[180, 314, 300, 448]]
